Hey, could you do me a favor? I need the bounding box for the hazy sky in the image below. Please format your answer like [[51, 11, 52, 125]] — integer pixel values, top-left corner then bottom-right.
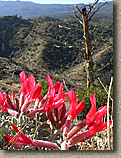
[[2, 0, 113, 4]]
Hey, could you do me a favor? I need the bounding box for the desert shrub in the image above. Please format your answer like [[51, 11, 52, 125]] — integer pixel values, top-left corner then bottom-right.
[[40, 79, 48, 98], [76, 85, 113, 118]]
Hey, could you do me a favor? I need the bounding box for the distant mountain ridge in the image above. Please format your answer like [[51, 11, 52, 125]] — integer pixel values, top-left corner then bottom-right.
[[0, 1, 113, 19]]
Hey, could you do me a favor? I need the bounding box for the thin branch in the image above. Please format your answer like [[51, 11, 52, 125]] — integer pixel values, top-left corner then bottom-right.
[[63, 79, 70, 92], [87, 0, 100, 17], [73, 10, 83, 25], [90, 25, 98, 37], [89, 2, 108, 20], [98, 77, 113, 102], [111, 101, 113, 150], [74, 5, 82, 15], [107, 77, 113, 150]]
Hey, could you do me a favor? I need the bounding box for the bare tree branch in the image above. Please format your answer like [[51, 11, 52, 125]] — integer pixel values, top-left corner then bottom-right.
[[90, 25, 98, 37], [73, 10, 83, 25], [87, 0, 100, 17], [74, 5, 82, 15], [88, 2, 108, 20]]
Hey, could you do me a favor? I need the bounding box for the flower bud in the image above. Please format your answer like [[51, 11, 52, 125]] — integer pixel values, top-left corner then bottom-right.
[[67, 120, 86, 140]]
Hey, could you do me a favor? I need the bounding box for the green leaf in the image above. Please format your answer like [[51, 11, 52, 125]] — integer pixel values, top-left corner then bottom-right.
[[40, 115, 48, 122], [30, 134, 35, 139], [12, 117, 18, 126], [39, 130, 50, 137], [0, 131, 4, 135], [40, 124, 50, 129], [1, 120, 10, 127]]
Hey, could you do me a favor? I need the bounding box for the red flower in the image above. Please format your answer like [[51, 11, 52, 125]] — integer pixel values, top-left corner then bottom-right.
[[86, 93, 96, 123], [68, 117, 112, 147], [18, 72, 42, 113], [80, 117, 112, 142], [46, 75, 61, 94], [4, 123, 60, 150], [0, 91, 8, 112], [19, 71, 28, 95], [85, 93, 111, 128], [0, 72, 43, 117], [19, 71, 42, 103], [4, 135, 33, 146], [54, 83, 68, 102], [66, 93, 111, 140], [44, 79, 67, 115], [66, 90, 85, 120]]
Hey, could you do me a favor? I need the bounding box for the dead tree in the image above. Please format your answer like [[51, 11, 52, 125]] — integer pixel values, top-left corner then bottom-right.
[[74, 0, 107, 94]]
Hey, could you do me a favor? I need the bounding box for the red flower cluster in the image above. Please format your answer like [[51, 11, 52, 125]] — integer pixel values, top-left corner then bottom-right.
[[0, 71, 112, 150]]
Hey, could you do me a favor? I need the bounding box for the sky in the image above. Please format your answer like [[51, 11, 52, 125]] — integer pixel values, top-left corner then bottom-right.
[[2, 0, 113, 4]]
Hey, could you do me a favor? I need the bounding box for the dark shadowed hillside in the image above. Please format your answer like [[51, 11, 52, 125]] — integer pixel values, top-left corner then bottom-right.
[[0, 11, 113, 93]]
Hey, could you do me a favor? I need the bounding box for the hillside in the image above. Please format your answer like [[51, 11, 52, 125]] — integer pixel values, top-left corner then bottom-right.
[[0, 1, 113, 19], [0, 13, 113, 93]]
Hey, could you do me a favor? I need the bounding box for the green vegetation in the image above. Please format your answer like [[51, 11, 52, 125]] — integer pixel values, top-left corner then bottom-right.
[[76, 85, 113, 118]]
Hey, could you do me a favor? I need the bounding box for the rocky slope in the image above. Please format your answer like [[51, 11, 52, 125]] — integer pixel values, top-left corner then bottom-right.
[[0, 14, 113, 93]]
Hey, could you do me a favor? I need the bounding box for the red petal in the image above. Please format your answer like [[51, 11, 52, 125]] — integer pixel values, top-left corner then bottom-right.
[[0, 91, 5, 104], [19, 71, 27, 83], [27, 74, 36, 94], [6, 93, 16, 110], [76, 100, 85, 115], [59, 104, 66, 121], [33, 139, 60, 150], [7, 109, 19, 118], [54, 81, 61, 93], [19, 82, 28, 95], [95, 106, 111, 120], [68, 130, 90, 147], [86, 93, 96, 121], [3, 135, 27, 146], [67, 120, 86, 140], [0, 92, 6, 110], [46, 75, 54, 89], [26, 108, 44, 118], [63, 115, 72, 140], [11, 123, 35, 145], [30, 83, 42, 100], [11, 123, 19, 133], [54, 83, 63, 101], [13, 90, 15, 99], [68, 90, 77, 105], [49, 88, 55, 98], [52, 99, 65, 109]]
